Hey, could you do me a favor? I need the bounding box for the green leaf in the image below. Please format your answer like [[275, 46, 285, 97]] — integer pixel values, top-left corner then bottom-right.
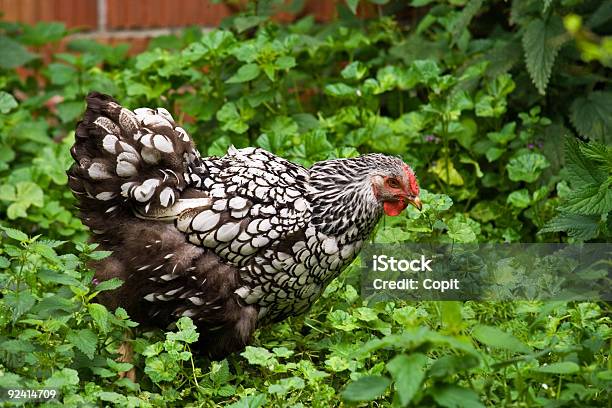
[[485, 147, 504, 162], [145, 352, 181, 382], [425, 191, 454, 213], [57, 101, 84, 123], [507, 189, 531, 208], [94, 278, 124, 292], [126, 82, 151, 97], [386, 353, 427, 406], [596, 370, 612, 381], [558, 184, 612, 215], [88, 303, 110, 332], [522, 16, 565, 95], [487, 122, 516, 145], [0, 373, 22, 388], [268, 377, 305, 395], [0, 256, 9, 268], [564, 138, 607, 186], [570, 92, 612, 143], [233, 16, 268, 33], [0, 184, 16, 201], [325, 356, 351, 372], [10, 120, 49, 143], [428, 354, 480, 378], [272, 347, 294, 358], [97, 391, 127, 403], [353, 307, 379, 322], [66, 328, 98, 359], [540, 213, 600, 240], [44, 368, 79, 389], [31, 294, 77, 317], [134, 49, 165, 70], [262, 116, 298, 139], [1, 226, 29, 242], [47, 63, 77, 85], [341, 61, 368, 80], [459, 156, 483, 178], [324, 83, 356, 97], [472, 325, 531, 353], [216, 102, 249, 134], [167, 317, 199, 343], [7, 202, 27, 219], [218, 384, 236, 397], [0, 339, 35, 354], [106, 358, 133, 373], [208, 136, 233, 156], [430, 159, 464, 185], [451, 0, 484, 45], [226, 394, 267, 408], [346, 0, 360, 14], [276, 56, 296, 70], [0, 146, 15, 165], [580, 142, 612, 165], [227, 63, 261, 83], [410, 60, 441, 84], [241, 346, 278, 367], [432, 384, 485, 408], [303, 129, 334, 160], [20, 22, 66, 45], [4, 290, 36, 322], [0, 91, 18, 113], [210, 359, 231, 384], [507, 153, 550, 183], [257, 133, 285, 154], [469, 201, 498, 223], [532, 362, 580, 374], [14, 181, 44, 209], [0, 35, 37, 68], [88, 250, 112, 261], [30, 242, 61, 264], [341, 375, 391, 402], [327, 309, 359, 331]]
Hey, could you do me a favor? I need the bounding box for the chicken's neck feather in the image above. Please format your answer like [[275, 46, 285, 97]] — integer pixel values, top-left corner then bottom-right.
[[308, 157, 383, 241]]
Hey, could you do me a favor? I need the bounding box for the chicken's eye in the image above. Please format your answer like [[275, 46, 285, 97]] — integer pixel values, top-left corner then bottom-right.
[[386, 178, 400, 189]]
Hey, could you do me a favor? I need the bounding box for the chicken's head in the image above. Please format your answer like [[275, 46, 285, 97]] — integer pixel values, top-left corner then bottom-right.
[[370, 159, 422, 216]]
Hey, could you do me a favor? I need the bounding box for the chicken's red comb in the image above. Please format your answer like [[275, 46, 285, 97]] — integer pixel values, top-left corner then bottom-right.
[[403, 164, 420, 195]]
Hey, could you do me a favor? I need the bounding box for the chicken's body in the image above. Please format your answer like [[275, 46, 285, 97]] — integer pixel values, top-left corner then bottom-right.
[[69, 93, 421, 357]]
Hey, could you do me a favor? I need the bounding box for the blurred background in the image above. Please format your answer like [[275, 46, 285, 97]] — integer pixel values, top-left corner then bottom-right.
[[0, 0, 347, 53]]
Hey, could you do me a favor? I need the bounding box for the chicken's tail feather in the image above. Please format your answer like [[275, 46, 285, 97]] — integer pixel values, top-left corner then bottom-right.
[[68, 92, 200, 232]]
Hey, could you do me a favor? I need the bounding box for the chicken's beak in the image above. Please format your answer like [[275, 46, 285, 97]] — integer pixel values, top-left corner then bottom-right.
[[406, 196, 423, 211]]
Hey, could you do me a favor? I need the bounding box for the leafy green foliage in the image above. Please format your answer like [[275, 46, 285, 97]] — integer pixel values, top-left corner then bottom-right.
[[522, 16, 565, 95], [0, 2, 610, 406], [541, 139, 612, 240], [571, 92, 612, 144]]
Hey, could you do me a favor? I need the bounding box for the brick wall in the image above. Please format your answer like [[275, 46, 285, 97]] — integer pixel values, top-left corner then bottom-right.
[[0, 0, 98, 28], [0, 0, 340, 53]]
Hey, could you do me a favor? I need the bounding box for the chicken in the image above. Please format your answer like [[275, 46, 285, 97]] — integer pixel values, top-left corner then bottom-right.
[[68, 92, 422, 358]]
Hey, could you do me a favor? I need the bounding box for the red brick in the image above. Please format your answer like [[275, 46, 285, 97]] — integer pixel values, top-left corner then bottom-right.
[[0, 0, 97, 29], [304, 0, 337, 22], [106, 0, 231, 29]]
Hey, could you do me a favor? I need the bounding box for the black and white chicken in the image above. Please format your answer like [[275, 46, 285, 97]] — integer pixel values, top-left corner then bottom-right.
[[68, 92, 422, 358]]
